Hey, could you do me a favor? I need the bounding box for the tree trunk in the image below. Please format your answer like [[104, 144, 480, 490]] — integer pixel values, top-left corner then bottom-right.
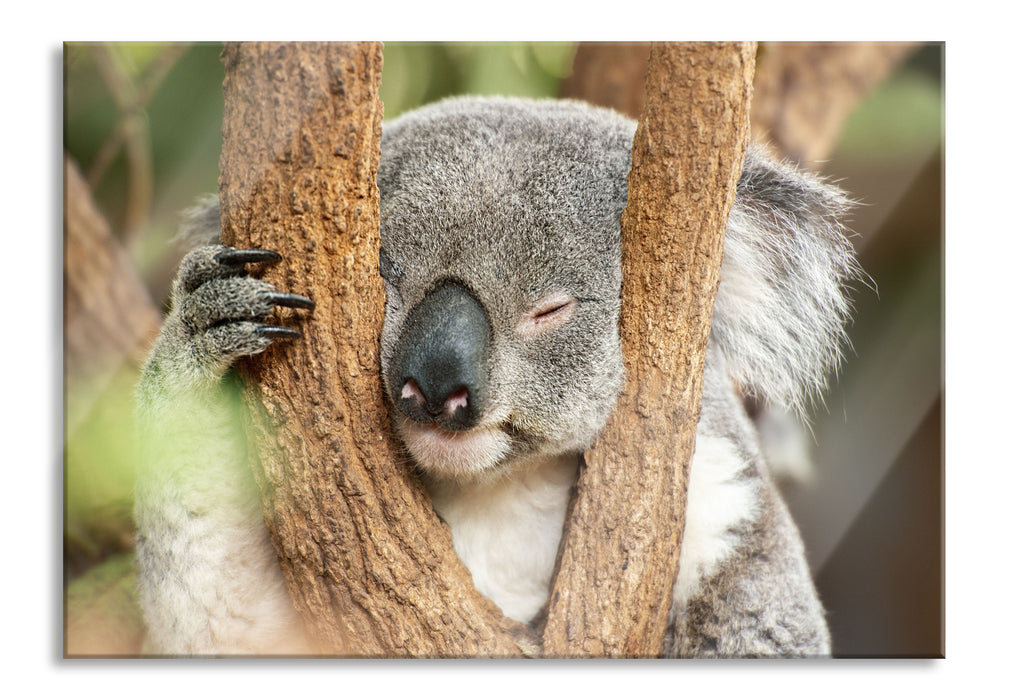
[[542, 41, 756, 658], [218, 41, 530, 657], [221, 40, 754, 658]]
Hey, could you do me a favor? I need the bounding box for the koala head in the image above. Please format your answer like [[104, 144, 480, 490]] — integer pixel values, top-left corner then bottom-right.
[[377, 97, 635, 483]]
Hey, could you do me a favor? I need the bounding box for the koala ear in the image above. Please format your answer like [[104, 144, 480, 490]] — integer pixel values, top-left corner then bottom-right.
[[709, 145, 865, 419]]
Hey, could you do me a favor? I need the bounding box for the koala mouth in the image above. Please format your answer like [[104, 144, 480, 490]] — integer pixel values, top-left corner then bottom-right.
[[396, 416, 512, 480]]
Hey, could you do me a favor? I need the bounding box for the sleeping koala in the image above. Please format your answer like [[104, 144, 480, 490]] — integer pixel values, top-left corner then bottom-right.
[[134, 96, 859, 657]]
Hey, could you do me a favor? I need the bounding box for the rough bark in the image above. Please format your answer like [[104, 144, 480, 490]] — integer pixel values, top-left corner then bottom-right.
[[560, 42, 651, 119], [751, 42, 917, 168], [542, 42, 757, 658], [220, 40, 755, 658], [219, 42, 530, 657]]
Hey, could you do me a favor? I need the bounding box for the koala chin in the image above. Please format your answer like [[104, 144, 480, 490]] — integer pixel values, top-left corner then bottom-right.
[[396, 419, 513, 480], [135, 95, 860, 656]]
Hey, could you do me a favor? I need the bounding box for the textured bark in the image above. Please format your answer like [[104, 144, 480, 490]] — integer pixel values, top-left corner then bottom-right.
[[751, 42, 917, 168], [219, 40, 756, 658], [219, 42, 530, 657], [561, 42, 651, 119], [542, 42, 757, 658]]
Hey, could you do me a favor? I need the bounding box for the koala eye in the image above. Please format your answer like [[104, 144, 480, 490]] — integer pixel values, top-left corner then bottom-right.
[[518, 292, 577, 337]]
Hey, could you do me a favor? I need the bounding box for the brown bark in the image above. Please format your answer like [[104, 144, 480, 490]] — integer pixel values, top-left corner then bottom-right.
[[221, 40, 755, 658], [560, 42, 651, 119], [219, 42, 530, 657], [542, 42, 757, 658], [751, 42, 917, 168]]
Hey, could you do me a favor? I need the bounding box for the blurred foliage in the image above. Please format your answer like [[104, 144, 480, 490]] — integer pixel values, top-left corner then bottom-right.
[[63, 42, 942, 656], [64, 369, 139, 582], [64, 43, 225, 282], [382, 42, 575, 119], [835, 66, 943, 158]]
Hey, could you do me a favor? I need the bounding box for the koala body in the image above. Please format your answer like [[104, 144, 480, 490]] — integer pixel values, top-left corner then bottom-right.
[[134, 96, 858, 656]]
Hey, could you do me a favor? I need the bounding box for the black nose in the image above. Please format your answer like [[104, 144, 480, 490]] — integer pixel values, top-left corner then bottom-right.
[[389, 282, 490, 431]]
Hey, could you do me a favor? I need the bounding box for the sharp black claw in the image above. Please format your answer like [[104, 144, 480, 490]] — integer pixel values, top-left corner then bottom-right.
[[263, 292, 316, 311], [215, 248, 283, 266], [256, 325, 302, 340]]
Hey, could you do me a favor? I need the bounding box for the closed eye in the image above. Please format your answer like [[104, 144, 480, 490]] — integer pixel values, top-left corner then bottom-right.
[[535, 301, 571, 319], [518, 292, 577, 336]]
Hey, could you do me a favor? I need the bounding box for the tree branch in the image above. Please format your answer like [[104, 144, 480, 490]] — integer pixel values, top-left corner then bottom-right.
[[542, 41, 757, 658], [221, 40, 755, 658], [219, 41, 530, 657]]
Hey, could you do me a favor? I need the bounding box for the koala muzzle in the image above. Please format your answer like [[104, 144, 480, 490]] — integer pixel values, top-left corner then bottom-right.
[[389, 282, 491, 431]]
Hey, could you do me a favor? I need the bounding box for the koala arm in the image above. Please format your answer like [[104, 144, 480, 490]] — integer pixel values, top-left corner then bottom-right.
[[664, 147, 858, 657], [665, 351, 830, 657], [134, 202, 311, 655]]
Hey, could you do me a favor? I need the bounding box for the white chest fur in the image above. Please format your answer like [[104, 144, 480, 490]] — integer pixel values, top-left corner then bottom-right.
[[672, 431, 760, 611], [426, 453, 579, 624], [425, 431, 759, 625]]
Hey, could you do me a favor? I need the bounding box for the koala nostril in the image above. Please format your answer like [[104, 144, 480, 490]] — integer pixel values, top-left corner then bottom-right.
[[390, 282, 490, 431], [442, 387, 469, 417], [398, 377, 434, 424], [400, 378, 472, 424], [401, 378, 425, 404]]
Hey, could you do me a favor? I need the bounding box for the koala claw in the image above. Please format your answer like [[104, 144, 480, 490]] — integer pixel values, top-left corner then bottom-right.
[[262, 292, 316, 311], [256, 325, 302, 340], [214, 248, 283, 266]]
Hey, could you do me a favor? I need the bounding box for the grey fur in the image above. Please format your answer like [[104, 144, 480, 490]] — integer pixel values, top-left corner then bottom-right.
[[378, 98, 629, 474], [717, 147, 861, 418], [134, 241, 312, 655], [135, 96, 857, 656], [665, 349, 830, 657]]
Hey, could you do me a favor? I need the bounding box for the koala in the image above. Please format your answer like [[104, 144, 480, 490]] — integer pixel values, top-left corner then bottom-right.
[[134, 96, 859, 657]]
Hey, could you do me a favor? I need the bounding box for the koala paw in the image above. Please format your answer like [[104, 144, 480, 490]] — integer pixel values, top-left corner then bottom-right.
[[170, 244, 314, 373]]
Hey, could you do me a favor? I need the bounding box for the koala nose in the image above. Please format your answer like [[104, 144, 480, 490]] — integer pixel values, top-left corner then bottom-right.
[[389, 282, 490, 431]]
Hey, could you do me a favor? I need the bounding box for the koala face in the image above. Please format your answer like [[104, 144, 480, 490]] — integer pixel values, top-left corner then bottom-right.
[[377, 98, 635, 482]]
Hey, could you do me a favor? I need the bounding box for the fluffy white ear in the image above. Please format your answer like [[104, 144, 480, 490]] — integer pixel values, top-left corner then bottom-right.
[[710, 145, 864, 421]]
